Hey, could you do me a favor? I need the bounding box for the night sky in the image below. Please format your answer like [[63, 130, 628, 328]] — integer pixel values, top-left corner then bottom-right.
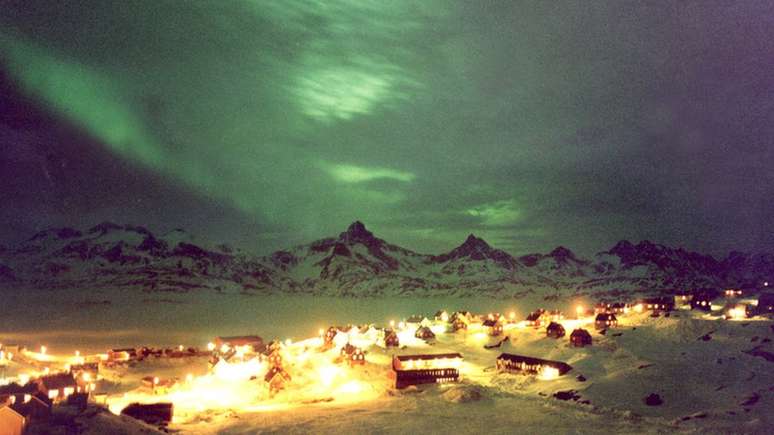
[[1, 1, 773, 257]]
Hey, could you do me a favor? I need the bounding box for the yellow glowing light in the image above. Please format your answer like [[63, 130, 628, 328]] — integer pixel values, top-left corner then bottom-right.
[[539, 366, 560, 380], [153, 377, 159, 385], [19, 374, 30, 385], [43, 367, 50, 375], [75, 350, 80, 357], [509, 311, 516, 320], [207, 342, 215, 352], [727, 307, 746, 320], [441, 312, 449, 322], [634, 303, 644, 313], [83, 373, 91, 382], [178, 345, 184, 352], [220, 344, 230, 354], [186, 373, 194, 383], [40, 346, 47, 355], [389, 320, 395, 328], [285, 339, 292, 346], [575, 306, 584, 316]]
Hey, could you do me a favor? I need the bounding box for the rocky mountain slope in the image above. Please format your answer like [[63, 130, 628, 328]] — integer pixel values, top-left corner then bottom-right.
[[0, 221, 771, 298]]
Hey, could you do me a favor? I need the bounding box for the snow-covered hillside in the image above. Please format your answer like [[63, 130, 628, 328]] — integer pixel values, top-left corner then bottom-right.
[[0, 221, 771, 298]]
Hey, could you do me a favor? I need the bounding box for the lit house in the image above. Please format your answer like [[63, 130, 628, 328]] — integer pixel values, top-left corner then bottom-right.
[[36, 374, 78, 403], [434, 310, 450, 323], [451, 315, 469, 332], [383, 329, 400, 347], [570, 329, 592, 347], [340, 343, 365, 366], [214, 336, 265, 353], [595, 302, 630, 315], [496, 353, 572, 378], [690, 293, 715, 311], [265, 366, 291, 394], [674, 290, 694, 307], [108, 348, 137, 363], [482, 319, 503, 336], [323, 327, 338, 346], [724, 289, 743, 298], [546, 322, 566, 339], [525, 309, 546, 327], [0, 404, 25, 435], [414, 326, 436, 340], [391, 353, 462, 389], [594, 313, 618, 330], [757, 293, 774, 314], [640, 297, 674, 312]]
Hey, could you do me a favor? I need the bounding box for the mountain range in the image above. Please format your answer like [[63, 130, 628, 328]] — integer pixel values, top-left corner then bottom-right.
[[0, 221, 771, 298]]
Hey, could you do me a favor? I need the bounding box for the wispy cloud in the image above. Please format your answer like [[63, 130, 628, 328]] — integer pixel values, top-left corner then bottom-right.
[[321, 162, 415, 183]]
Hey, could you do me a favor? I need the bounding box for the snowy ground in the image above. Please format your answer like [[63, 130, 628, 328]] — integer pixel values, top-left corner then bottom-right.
[[1, 289, 773, 434]]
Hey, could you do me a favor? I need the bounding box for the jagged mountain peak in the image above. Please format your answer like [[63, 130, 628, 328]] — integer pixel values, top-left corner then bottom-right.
[[549, 245, 575, 259], [338, 221, 379, 245], [27, 227, 82, 242]]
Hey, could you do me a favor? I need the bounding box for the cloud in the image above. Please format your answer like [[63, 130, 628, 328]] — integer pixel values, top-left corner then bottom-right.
[[465, 200, 522, 227], [321, 162, 415, 184]]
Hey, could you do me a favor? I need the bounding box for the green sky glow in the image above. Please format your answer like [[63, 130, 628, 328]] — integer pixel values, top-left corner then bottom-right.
[[1, 0, 773, 255]]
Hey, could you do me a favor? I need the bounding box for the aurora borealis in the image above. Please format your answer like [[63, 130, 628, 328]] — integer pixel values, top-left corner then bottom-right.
[[1, 1, 773, 256]]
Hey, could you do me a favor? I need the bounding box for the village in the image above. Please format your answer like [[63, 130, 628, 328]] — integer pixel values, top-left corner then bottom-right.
[[1, 287, 773, 434]]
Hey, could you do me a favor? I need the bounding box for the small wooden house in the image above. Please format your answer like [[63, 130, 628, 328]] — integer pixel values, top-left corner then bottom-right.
[[36, 374, 77, 402], [323, 327, 338, 346], [406, 315, 427, 325], [640, 297, 674, 312], [690, 293, 714, 311], [570, 329, 592, 347], [340, 343, 365, 366], [595, 313, 618, 330], [724, 289, 743, 298], [434, 310, 450, 322], [0, 405, 25, 435], [108, 348, 137, 363], [391, 353, 462, 389], [414, 326, 436, 340], [10, 395, 50, 423], [756, 293, 774, 314], [214, 335, 265, 353], [546, 322, 565, 339], [121, 402, 173, 427], [525, 309, 546, 327], [482, 319, 503, 336], [264, 366, 291, 393], [383, 329, 400, 347], [496, 353, 572, 377], [450, 311, 474, 323], [595, 302, 630, 315], [674, 290, 694, 306]]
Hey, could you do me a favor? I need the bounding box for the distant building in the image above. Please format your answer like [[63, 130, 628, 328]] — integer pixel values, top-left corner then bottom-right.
[[595, 313, 618, 330], [383, 329, 400, 347], [595, 302, 630, 315], [482, 319, 503, 336], [640, 297, 674, 312], [0, 405, 25, 435], [757, 293, 774, 314], [674, 290, 694, 307], [214, 336, 264, 353], [11, 395, 50, 423], [391, 353, 462, 389], [36, 374, 77, 402], [546, 322, 566, 339], [525, 309, 546, 327], [496, 353, 572, 377], [340, 343, 365, 366], [690, 292, 715, 311], [121, 402, 173, 427], [724, 289, 743, 298], [414, 326, 436, 340], [570, 329, 592, 347]]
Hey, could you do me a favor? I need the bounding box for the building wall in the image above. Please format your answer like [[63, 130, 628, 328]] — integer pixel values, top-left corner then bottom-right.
[[0, 407, 25, 435]]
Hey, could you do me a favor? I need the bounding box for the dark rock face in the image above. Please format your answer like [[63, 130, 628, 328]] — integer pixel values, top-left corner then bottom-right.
[[644, 393, 663, 406], [432, 234, 517, 269]]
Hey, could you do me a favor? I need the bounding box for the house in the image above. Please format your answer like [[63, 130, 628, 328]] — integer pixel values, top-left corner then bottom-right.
[[452, 317, 468, 332], [690, 292, 715, 311], [108, 348, 137, 362], [69, 362, 99, 387], [323, 327, 338, 346], [525, 309, 546, 327], [755, 293, 774, 314], [595, 313, 618, 330], [547, 310, 564, 322], [121, 402, 173, 427], [214, 336, 265, 353], [724, 289, 743, 298], [482, 319, 503, 336], [570, 329, 592, 347], [640, 297, 674, 312], [10, 395, 50, 423], [406, 315, 429, 326], [340, 343, 365, 366], [434, 310, 450, 322], [496, 353, 572, 378], [0, 405, 25, 435], [546, 322, 566, 339], [383, 329, 400, 347], [450, 311, 474, 323], [595, 302, 630, 315], [391, 353, 462, 389], [0, 382, 39, 406], [264, 366, 291, 394], [36, 374, 78, 402], [674, 290, 694, 307], [415, 326, 436, 340], [141, 376, 176, 394]]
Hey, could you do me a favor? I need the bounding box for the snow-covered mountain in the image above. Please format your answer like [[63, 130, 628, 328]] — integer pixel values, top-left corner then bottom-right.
[[0, 221, 771, 297]]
